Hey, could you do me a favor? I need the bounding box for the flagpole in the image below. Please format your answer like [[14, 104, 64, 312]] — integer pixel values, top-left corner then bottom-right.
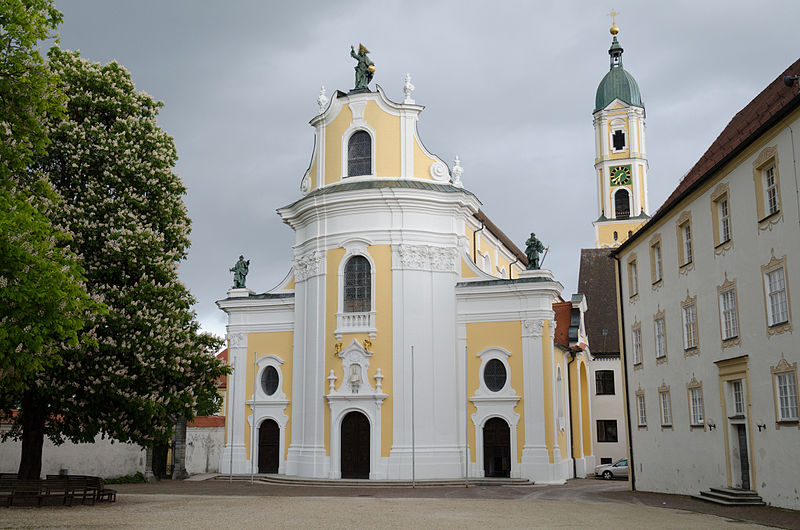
[[465, 344, 469, 488], [411, 345, 416, 488], [250, 352, 257, 484], [229, 358, 235, 482]]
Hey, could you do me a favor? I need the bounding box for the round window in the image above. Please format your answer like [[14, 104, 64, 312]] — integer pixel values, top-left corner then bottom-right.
[[484, 359, 507, 392], [261, 366, 279, 396]]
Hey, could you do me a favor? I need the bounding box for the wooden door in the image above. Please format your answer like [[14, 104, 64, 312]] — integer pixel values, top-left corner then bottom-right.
[[258, 419, 279, 474], [341, 412, 370, 479], [736, 424, 750, 490], [483, 417, 511, 478]]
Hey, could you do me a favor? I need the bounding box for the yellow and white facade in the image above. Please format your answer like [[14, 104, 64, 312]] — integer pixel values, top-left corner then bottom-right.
[[592, 27, 651, 247], [217, 80, 593, 482]]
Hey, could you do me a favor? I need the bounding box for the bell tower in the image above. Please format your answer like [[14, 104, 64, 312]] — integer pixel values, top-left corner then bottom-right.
[[592, 15, 650, 248]]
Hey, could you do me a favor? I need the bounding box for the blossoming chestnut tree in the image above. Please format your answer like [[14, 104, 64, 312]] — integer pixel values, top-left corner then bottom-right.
[[4, 46, 228, 479]]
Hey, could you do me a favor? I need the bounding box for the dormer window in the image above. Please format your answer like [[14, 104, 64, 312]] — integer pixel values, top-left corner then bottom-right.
[[347, 131, 371, 177]]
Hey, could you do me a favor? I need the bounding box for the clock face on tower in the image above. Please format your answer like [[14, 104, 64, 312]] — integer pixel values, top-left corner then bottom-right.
[[609, 165, 632, 186]]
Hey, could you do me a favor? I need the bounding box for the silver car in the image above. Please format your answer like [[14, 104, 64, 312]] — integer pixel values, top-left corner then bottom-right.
[[595, 458, 628, 480]]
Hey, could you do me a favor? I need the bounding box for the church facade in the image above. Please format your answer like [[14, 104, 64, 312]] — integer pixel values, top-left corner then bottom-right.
[[216, 61, 594, 482]]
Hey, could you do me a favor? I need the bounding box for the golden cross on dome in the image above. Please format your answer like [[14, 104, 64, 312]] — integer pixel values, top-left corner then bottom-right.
[[607, 9, 620, 35]]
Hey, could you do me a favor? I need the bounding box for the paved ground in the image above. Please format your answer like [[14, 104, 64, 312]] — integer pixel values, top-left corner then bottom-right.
[[1, 478, 797, 529]]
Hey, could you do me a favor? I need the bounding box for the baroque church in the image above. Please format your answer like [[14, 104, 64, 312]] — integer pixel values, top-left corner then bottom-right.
[[216, 45, 596, 482]]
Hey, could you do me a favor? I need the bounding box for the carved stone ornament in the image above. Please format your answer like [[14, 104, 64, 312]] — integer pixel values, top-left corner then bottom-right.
[[300, 174, 311, 194], [228, 333, 245, 349], [451, 156, 463, 188], [333, 339, 375, 395], [403, 73, 415, 104], [429, 161, 449, 182], [523, 319, 545, 338], [397, 244, 457, 272], [317, 85, 329, 114], [293, 250, 326, 282]]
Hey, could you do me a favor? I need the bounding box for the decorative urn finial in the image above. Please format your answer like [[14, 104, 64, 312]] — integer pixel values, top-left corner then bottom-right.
[[403, 73, 415, 104], [317, 85, 329, 113], [452, 156, 463, 188]]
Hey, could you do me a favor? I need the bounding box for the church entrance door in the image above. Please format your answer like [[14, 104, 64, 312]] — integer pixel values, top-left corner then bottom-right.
[[258, 419, 279, 474], [483, 417, 510, 478], [341, 411, 370, 479]]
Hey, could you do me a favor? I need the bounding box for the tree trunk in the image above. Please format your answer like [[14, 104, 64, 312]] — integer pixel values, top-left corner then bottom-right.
[[17, 390, 46, 479]]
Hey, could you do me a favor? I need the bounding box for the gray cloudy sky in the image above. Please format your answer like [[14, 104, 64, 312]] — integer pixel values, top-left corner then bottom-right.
[[53, 0, 800, 338]]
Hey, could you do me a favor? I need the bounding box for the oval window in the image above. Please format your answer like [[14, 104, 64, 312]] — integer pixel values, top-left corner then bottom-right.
[[261, 366, 279, 396], [484, 359, 507, 392]]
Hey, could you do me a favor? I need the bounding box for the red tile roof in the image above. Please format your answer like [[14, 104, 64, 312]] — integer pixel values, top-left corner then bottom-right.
[[188, 416, 225, 428], [552, 301, 572, 348], [616, 58, 800, 253]]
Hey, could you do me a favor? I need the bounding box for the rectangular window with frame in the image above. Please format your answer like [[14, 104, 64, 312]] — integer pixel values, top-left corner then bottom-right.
[[776, 372, 798, 421], [629, 260, 639, 297], [689, 387, 704, 426], [652, 242, 663, 283], [718, 197, 731, 244], [636, 393, 647, 427], [764, 165, 779, 216], [732, 380, 744, 416], [632, 326, 642, 365], [596, 420, 618, 442], [766, 266, 789, 326], [678, 221, 693, 266], [719, 287, 739, 340], [659, 390, 672, 426], [595, 370, 615, 395], [654, 316, 666, 359], [682, 302, 698, 350]]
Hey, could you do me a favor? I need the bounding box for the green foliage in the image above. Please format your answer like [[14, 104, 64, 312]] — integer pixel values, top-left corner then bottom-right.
[[0, 0, 64, 180], [104, 471, 146, 484], [0, 0, 96, 400], [16, 48, 228, 448]]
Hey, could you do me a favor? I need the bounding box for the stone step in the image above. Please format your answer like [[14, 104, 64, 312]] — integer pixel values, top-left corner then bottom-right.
[[694, 488, 765, 506], [211, 474, 533, 488]]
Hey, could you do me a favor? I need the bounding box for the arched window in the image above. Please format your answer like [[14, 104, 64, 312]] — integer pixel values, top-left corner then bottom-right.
[[614, 189, 630, 219], [344, 256, 371, 312], [347, 131, 371, 177]]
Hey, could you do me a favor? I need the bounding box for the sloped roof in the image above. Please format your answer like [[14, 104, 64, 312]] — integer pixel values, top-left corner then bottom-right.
[[616, 58, 800, 253], [577, 248, 619, 355]]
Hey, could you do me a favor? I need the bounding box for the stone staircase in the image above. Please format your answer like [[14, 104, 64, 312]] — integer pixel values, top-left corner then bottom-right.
[[693, 487, 765, 506], [211, 474, 533, 488]]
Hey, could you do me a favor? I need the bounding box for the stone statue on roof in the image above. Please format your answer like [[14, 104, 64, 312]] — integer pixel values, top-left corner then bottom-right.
[[350, 44, 375, 91], [525, 233, 546, 270], [230, 255, 250, 289]]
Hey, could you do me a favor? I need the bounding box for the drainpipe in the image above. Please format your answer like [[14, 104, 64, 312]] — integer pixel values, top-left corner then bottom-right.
[[508, 257, 519, 279], [567, 349, 577, 479], [472, 221, 485, 264], [613, 254, 635, 491]]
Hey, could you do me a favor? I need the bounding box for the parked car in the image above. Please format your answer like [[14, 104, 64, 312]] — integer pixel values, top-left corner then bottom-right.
[[594, 458, 628, 480]]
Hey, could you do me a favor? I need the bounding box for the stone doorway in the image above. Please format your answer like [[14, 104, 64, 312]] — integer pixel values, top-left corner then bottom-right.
[[341, 411, 370, 479], [258, 419, 279, 474], [483, 417, 511, 478]]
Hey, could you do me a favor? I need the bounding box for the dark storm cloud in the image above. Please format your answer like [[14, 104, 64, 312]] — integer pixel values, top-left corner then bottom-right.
[[54, 0, 800, 336]]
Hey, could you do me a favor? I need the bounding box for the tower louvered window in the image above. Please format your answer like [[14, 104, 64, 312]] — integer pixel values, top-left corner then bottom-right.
[[344, 256, 371, 312], [347, 131, 371, 177], [614, 189, 630, 219]]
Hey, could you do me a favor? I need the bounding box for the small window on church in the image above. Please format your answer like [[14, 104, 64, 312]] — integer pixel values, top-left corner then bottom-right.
[[261, 366, 279, 396], [612, 130, 626, 151], [484, 359, 507, 392], [614, 189, 630, 219], [613, 231, 618, 242], [347, 131, 371, 177], [344, 256, 371, 312]]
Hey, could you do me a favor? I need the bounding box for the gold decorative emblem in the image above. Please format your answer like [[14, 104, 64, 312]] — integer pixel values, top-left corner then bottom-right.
[[334, 342, 342, 355], [362, 339, 372, 351]]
